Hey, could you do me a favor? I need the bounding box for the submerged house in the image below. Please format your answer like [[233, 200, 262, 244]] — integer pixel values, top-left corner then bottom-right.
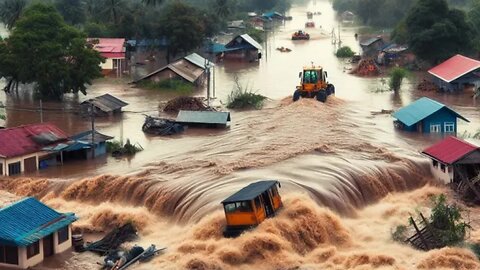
[[428, 54, 480, 92], [212, 34, 263, 62], [89, 38, 126, 76], [133, 53, 212, 86], [0, 197, 77, 269], [422, 136, 480, 185], [360, 37, 385, 57], [0, 123, 68, 176], [80, 94, 128, 116], [393, 97, 469, 134]]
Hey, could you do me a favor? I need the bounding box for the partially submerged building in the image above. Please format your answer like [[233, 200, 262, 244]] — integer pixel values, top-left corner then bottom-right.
[[0, 123, 68, 176], [211, 34, 263, 62], [133, 53, 213, 86], [89, 38, 126, 76], [393, 97, 469, 134], [422, 136, 480, 185], [80, 94, 128, 116], [0, 197, 77, 269], [360, 37, 385, 57], [428, 54, 480, 92]]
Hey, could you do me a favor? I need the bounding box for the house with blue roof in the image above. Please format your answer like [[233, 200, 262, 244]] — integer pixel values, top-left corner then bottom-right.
[[393, 97, 469, 134], [0, 197, 77, 269], [209, 34, 263, 62]]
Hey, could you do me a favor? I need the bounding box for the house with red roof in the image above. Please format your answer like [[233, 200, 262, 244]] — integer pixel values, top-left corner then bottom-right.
[[422, 136, 480, 184], [428, 54, 480, 92], [89, 38, 126, 76], [0, 123, 68, 176]]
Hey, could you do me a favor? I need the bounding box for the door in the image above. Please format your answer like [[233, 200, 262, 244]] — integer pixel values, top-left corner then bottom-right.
[[24, 157, 37, 173], [43, 234, 54, 257], [261, 191, 274, 217], [8, 162, 21, 176]]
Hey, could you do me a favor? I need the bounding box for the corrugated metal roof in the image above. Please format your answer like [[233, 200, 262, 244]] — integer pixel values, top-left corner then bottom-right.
[[393, 97, 469, 127], [82, 94, 128, 113], [71, 130, 114, 144], [428, 54, 480, 83], [176, 110, 231, 125], [360, 37, 382, 47], [240, 34, 263, 50], [222, 181, 279, 203], [184, 53, 214, 69], [0, 197, 77, 246], [0, 123, 68, 158], [226, 34, 263, 51], [422, 136, 479, 165]]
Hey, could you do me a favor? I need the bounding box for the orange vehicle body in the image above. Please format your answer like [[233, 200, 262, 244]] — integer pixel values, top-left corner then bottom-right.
[[293, 65, 335, 102], [222, 181, 282, 237]]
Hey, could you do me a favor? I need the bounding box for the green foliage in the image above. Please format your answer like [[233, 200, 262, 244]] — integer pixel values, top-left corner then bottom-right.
[[335, 46, 355, 58], [0, 101, 5, 121], [0, 3, 103, 99], [227, 76, 267, 109], [106, 140, 122, 153], [0, 0, 27, 30], [55, 0, 86, 25], [246, 27, 264, 43], [137, 79, 194, 93], [391, 20, 408, 44], [468, 243, 480, 259], [468, 0, 480, 51], [392, 225, 408, 242], [405, 0, 474, 63], [388, 67, 408, 91], [107, 139, 142, 156], [430, 194, 470, 246]]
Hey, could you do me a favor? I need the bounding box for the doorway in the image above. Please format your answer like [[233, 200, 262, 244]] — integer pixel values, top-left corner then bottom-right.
[[43, 234, 54, 257], [261, 191, 274, 217]]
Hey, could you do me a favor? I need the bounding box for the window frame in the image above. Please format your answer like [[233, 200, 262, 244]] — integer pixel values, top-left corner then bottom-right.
[[430, 124, 441, 133], [26, 241, 40, 259], [58, 226, 69, 245], [444, 122, 455, 133], [8, 162, 21, 176]]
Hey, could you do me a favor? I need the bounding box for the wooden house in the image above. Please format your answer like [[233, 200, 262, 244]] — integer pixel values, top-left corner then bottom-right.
[[222, 34, 263, 61], [0, 197, 77, 269], [428, 54, 480, 92], [422, 136, 480, 185], [360, 37, 385, 57], [80, 94, 128, 117], [393, 97, 469, 134], [0, 123, 68, 176]]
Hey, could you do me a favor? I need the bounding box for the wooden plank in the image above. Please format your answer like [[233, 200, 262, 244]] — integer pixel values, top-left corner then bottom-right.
[[409, 216, 430, 250]]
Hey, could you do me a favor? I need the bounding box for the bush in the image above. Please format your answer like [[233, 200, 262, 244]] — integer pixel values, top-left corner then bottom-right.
[[106, 139, 143, 156], [430, 194, 470, 246], [137, 79, 193, 93], [227, 76, 267, 109], [335, 46, 355, 58], [246, 27, 264, 43], [388, 67, 408, 91], [392, 225, 408, 242]]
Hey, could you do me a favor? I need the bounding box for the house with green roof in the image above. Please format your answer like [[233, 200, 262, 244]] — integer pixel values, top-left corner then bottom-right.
[[0, 197, 77, 269]]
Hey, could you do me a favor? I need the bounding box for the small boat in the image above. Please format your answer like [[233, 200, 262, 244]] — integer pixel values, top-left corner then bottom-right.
[[292, 30, 310, 40], [305, 21, 315, 28]]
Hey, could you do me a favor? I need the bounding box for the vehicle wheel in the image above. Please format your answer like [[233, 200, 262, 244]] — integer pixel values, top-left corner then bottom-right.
[[293, 90, 301, 101], [327, 84, 335, 95], [316, 91, 327, 102]]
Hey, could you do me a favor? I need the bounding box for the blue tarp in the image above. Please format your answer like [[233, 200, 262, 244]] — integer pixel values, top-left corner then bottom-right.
[[393, 97, 469, 127], [0, 197, 77, 246]]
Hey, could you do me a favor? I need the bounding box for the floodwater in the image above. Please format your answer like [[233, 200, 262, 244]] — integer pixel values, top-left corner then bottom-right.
[[1, 1, 480, 269]]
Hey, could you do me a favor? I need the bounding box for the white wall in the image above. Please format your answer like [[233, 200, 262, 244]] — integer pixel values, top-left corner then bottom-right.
[[22, 239, 44, 269], [429, 159, 453, 185], [4, 153, 38, 176], [100, 58, 114, 70], [54, 226, 72, 254], [0, 158, 5, 176]]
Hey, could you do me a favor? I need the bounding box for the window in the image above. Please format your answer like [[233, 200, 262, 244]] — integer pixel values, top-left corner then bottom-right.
[[113, 59, 119, 69], [0, 244, 19, 265], [224, 203, 236, 213], [430, 124, 441, 133], [432, 160, 438, 167], [254, 197, 262, 209], [58, 226, 69, 244], [444, 122, 455, 133], [26, 241, 39, 259], [236, 201, 252, 212], [0, 163, 3, 176], [441, 164, 446, 173], [8, 162, 21, 176]]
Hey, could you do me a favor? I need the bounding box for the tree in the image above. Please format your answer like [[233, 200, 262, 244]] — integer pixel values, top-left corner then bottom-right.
[[0, 4, 103, 98], [0, 0, 27, 30], [142, 0, 162, 6], [55, 0, 86, 26], [405, 0, 474, 63], [388, 67, 408, 92], [159, 2, 206, 60], [214, 0, 232, 19], [468, 0, 480, 50], [102, 0, 125, 25]]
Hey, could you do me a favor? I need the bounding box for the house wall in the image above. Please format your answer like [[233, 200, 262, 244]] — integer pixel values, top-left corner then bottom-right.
[[96, 142, 107, 157], [421, 108, 457, 134], [224, 49, 259, 61], [0, 158, 5, 176], [54, 225, 73, 254], [3, 153, 39, 176], [429, 159, 453, 184], [148, 69, 181, 83]]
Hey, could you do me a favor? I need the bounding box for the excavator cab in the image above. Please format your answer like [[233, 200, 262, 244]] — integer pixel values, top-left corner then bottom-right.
[[294, 66, 335, 102]]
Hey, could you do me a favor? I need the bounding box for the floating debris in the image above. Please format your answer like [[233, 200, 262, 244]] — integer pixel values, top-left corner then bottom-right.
[[163, 97, 208, 113], [142, 115, 185, 136]]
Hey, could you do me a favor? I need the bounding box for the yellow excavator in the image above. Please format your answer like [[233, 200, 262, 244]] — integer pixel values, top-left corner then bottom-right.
[[293, 65, 335, 102]]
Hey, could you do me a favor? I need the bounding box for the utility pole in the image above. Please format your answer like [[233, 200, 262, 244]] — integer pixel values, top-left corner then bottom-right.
[[90, 102, 95, 159], [205, 59, 211, 107], [212, 66, 216, 98], [39, 100, 43, 123]]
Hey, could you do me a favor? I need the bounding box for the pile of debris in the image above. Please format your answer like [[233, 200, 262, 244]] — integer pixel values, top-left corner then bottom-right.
[[352, 58, 380, 76], [84, 223, 138, 255], [276, 47, 292, 52], [103, 244, 165, 270], [417, 80, 439, 92], [163, 97, 208, 113], [142, 115, 185, 136]]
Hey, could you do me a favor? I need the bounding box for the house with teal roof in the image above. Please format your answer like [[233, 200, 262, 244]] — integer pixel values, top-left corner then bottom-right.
[[393, 97, 469, 134], [0, 197, 77, 269]]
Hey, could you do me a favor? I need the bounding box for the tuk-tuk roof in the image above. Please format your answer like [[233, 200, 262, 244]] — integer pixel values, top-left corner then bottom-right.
[[221, 180, 279, 204]]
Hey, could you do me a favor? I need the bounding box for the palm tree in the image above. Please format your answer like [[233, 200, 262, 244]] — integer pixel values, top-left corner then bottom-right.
[[215, 0, 231, 19], [142, 0, 162, 6], [0, 0, 27, 30], [103, 0, 125, 24]]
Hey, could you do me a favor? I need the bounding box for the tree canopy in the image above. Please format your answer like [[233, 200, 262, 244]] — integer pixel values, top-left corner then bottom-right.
[[0, 4, 103, 99], [404, 0, 474, 63]]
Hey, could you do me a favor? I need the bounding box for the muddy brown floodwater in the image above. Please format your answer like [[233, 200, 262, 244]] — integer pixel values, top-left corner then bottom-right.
[[1, 0, 480, 269]]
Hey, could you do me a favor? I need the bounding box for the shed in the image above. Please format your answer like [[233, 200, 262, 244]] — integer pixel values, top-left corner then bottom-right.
[[428, 54, 480, 92], [422, 136, 480, 184], [360, 37, 385, 57], [176, 110, 231, 128], [262, 12, 284, 20], [0, 197, 77, 269], [378, 44, 409, 65], [134, 53, 212, 86], [393, 97, 469, 134], [0, 123, 68, 176], [222, 34, 263, 61], [80, 94, 128, 116], [88, 38, 126, 76]]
